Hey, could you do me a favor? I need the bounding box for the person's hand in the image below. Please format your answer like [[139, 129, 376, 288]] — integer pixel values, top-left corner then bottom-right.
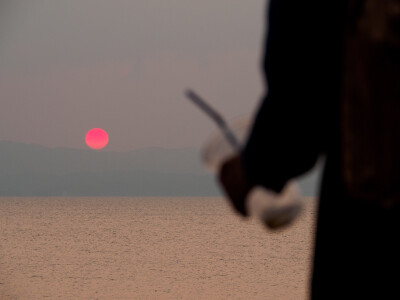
[[218, 155, 253, 217]]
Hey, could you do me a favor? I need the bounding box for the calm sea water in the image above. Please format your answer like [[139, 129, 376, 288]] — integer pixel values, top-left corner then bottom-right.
[[0, 197, 316, 300]]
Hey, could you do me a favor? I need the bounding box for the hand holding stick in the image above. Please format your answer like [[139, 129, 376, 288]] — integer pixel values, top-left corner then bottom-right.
[[185, 89, 302, 229]]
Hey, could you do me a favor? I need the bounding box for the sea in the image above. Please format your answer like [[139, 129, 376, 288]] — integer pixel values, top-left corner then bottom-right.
[[0, 197, 317, 300]]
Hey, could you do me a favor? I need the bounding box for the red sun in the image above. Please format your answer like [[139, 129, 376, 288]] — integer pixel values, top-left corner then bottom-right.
[[85, 128, 109, 150]]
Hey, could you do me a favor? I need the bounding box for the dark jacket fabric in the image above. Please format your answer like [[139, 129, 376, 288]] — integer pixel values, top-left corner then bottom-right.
[[243, 1, 346, 192], [242, 1, 400, 299]]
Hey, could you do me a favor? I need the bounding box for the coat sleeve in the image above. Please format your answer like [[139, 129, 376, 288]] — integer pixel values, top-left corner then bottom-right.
[[241, 0, 344, 192]]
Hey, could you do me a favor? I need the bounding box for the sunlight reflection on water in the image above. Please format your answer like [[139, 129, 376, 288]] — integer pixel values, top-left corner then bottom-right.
[[0, 197, 317, 300]]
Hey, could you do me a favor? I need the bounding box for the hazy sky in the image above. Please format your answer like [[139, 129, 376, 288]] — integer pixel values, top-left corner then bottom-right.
[[0, 0, 266, 151]]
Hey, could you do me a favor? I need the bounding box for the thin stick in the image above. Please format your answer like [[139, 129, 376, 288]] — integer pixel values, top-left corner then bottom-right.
[[185, 89, 241, 152]]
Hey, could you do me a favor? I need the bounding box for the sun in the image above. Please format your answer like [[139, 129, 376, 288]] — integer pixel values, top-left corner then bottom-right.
[[85, 128, 109, 150]]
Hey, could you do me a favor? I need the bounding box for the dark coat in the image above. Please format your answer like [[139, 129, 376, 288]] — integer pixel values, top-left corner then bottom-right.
[[242, 1, 400, 299]]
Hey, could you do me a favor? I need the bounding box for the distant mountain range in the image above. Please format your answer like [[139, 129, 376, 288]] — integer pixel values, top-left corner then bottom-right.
[[0, 141, 322, 197]]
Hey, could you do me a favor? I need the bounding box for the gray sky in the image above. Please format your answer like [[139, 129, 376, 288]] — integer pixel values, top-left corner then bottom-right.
[[0, 0, 266, 151]]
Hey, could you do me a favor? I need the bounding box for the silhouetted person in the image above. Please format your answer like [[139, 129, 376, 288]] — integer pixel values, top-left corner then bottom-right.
[[219, 1, 400, 299]]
